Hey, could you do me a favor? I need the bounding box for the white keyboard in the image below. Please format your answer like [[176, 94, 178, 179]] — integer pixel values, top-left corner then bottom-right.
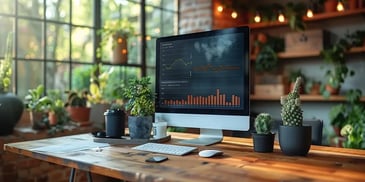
[[132, 143, 197, 156]]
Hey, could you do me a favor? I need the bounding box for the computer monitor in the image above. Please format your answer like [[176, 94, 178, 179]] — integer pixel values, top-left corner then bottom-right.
[[155, 26, 250, 146]]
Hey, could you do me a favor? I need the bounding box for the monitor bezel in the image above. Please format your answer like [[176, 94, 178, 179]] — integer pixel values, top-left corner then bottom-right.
[[155, 26, 250, 116]]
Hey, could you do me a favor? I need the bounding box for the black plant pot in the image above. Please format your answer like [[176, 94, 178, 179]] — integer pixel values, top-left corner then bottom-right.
[[0, 93, 24, 135], [128, 116, 152, 139], [252, 132, 275, 153], [104, 109, 125, 138], [279, 125, 312, 156]]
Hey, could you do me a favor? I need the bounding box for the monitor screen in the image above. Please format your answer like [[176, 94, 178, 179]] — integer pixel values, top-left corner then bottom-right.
[[155, 26, 250, 145]]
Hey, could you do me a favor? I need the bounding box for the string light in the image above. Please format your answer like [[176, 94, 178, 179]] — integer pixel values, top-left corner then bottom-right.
[[231, 11, 238, 19], [306, 8, 314, 18], [217, 5, 223, 13], [254, 12, 261, 23], [278, 11, 285, 22], [337, 0, 344, 11]]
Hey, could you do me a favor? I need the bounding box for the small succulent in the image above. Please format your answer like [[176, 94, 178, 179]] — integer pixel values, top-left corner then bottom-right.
[[254, 113, 273, 134], [280, 77, 303, 126]]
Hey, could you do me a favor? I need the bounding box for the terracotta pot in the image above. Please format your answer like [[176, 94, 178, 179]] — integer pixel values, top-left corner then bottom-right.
[[48, 112, 58, 126], [309, 83, 321, 95], [324, 0, 338, 13], [325, 85, 340, 95], [66, 106, 91, 123]]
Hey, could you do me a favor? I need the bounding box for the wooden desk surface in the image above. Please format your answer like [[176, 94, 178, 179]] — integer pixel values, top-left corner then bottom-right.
[[4, 132, 365, 182]]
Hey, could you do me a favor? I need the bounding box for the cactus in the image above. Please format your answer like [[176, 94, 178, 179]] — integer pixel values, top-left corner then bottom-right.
[[280, 77, 303, 126], [254, 113, 273, 134]]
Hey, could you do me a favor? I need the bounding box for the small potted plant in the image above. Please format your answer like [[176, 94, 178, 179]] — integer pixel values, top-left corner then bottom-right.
[[123, 77, 154, 139], [104, 103, 126, 138], [64, 90, 91, 125], [288, 69, 305, 94], [279, 77, 312, 156], [252, 113, 275, 153]]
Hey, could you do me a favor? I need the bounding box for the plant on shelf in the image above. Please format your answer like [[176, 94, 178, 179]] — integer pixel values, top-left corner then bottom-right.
[[320, 38, 354, 97], [305, 78, 321, 95], [0, 32, 24, 135], [279, 77, 312, 156], [97, 18, 135, 64], [123, 77, 154, 139], [46, 89, 69, 127], [64, 90, 91, 125], [255, 34, 284, 73], [346, 30, 365, 47], [252, 113, 275, 153], [24, 85, 52, 129], [330, 89, 365, 148], [285, 2, 307, 31]]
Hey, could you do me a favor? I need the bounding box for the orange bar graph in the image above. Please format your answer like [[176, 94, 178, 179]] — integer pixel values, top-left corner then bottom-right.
[[163, 89, 240, 107]]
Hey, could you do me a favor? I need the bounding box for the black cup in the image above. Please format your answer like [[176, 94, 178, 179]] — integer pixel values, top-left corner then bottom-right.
[[104, 109, 125, 138]]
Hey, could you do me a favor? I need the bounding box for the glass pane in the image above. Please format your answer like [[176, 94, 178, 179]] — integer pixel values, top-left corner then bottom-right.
[[46, 0, 70, 22], [146, 0, 178, 11], [146, 37, 156, 67], [17, 60, 43, 100], [0, 17, 14, 57], [47, 23, 70, 61], [101, 0, 140, 34], [72, 0, 93, 26], [71, 64, 93, 91], [127, 35, 140, 64], [161, 11, 177, 36], [17, 19, 43, 59], [0, 0, 15, 14], [146, 67, 156, 92], [46, 62, 70, 91], [71, 27, 93, 62], [18, 0, 44, 19]]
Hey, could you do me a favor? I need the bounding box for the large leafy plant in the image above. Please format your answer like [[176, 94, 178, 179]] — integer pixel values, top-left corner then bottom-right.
[[0, 32, 13, 93]]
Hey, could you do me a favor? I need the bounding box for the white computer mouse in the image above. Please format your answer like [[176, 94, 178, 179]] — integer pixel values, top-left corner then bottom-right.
[[198, 150, 223, 158]]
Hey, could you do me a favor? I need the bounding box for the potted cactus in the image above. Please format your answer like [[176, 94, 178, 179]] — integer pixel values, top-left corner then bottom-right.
[[279, 77, 312, 156], [252, 113, 275, 153]]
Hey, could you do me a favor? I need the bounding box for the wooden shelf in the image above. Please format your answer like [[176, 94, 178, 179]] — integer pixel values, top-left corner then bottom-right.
[[250, 94, 365, 102], [246, 8, 365, 30], [250, 46, 365, 61]]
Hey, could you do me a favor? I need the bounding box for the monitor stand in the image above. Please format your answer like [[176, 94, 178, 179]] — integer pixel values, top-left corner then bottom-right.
[[178, 128, 223, 146]]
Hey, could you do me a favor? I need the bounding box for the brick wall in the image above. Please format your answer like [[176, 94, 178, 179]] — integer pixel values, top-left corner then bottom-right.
[[0, 112, 113, 182], [179, 0, 249, 34]]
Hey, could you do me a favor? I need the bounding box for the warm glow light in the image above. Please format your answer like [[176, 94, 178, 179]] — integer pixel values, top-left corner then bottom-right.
[[217, 5, 223, 12], [117, 38, 123, 43], [254, 12, 261, 23], [337, 1, 344, 11], [278, 12, 285, 22], [146, 36, 151, 41], [306, 9, 314, 18], [231, 11, 238, 19], [121, 49, 127, 54]]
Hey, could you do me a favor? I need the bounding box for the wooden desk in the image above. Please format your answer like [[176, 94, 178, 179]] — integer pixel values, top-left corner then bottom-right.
[[4, 132, 365, 182]]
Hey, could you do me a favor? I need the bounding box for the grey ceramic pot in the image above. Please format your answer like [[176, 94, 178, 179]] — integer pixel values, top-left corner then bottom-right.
[[279, 125, 312, 156], [128, 116, 152, 139], [0, 93, 24, 135]]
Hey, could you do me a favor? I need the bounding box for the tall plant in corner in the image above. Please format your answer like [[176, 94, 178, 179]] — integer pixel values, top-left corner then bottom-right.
[[0, 32, 24, 135], [279, 77, 312, 156]]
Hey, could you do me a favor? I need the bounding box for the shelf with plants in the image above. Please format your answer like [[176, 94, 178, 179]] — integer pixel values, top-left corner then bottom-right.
[[250, 46, 365, 61], [246, 8, 365, 30], [250, 94, 365, 102]]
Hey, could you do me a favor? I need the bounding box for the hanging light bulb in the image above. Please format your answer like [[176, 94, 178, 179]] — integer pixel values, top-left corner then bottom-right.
[[337, 0, 345, 11], [217, 5, 223, 13], [231, 11, 238, 19], [306, 8, 314, 18], [254, 11, 261, 23], [278, 11, 285, 22]]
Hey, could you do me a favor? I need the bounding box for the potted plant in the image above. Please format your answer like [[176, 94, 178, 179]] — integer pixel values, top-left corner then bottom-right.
[[104, 103, 126, 138], [252, 113, 275, 153], [96, 18, 134, 64], [305, 79, 321, 95], [64, 90, 91, 125], [123, 77, 154, 139], [320, 38, 354, 97], [24, 85, 52, 129], [285, 2, 307, 31], [279, 77, 312, 156], [0, 32, 24, 135]]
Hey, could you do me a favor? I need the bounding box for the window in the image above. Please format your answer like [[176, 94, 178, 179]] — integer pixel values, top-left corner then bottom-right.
[[0, 0, 178, 100]]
